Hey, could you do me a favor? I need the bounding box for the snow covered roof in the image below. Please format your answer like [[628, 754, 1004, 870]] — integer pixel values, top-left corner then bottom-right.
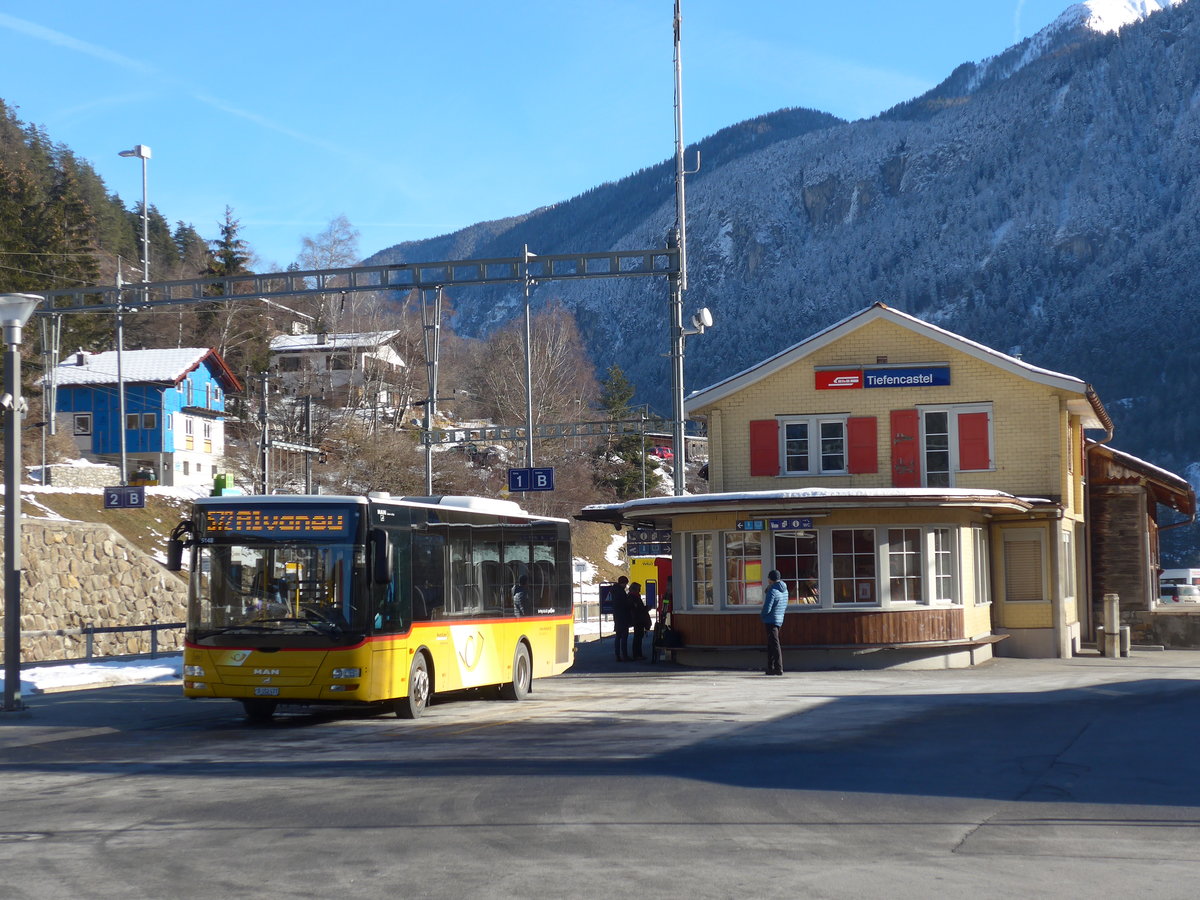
[[270, 330, 401, 352], [579, 486, 1040, 525], [46, 347, 241, 390], [684, 303, 1104, 426]]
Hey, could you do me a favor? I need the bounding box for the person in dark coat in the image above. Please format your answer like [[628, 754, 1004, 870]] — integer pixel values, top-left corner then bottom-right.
[[628, 581, 650, 660], [761, 570, 789, 675], [611, 576, 632, 661]]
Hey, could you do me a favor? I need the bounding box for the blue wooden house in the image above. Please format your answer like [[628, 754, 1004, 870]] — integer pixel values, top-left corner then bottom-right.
[[47, 347, 242, 488]]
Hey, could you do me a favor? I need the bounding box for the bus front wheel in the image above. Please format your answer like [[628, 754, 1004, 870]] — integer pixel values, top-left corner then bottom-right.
[[396, 654, 430, 719], [500, 643, 531, 701]]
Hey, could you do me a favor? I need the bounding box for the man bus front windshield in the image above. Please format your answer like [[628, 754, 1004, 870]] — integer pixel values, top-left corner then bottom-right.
[[189, 502, 367, 640]]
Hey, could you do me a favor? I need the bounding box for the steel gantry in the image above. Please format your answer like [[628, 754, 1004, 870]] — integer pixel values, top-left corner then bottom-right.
[[35, 248, 677, 312], [33, 246, 686, 494]]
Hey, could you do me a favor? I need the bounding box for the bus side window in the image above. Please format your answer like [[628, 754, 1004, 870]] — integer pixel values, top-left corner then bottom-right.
[[412, 530, 445, 621]]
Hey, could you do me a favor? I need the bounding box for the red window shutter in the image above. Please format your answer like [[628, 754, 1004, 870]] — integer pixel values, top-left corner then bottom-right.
[[958, 411, 991, 470], [749, 419, 780, 476], [890, 409, 920, 487], [847, 416, 877, 474]]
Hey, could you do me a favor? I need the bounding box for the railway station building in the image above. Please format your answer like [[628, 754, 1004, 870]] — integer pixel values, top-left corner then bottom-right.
[[580, 303, 1194, 668]]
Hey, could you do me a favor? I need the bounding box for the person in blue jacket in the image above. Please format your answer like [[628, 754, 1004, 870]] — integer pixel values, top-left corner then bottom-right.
[[761, 570, 789, 675]]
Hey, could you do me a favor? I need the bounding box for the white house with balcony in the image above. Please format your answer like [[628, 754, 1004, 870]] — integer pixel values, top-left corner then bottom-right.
[[269, 329, 405, 407]]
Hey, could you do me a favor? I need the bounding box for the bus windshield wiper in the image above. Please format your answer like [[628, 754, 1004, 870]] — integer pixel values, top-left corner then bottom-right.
[[257, 616, 344, 636]]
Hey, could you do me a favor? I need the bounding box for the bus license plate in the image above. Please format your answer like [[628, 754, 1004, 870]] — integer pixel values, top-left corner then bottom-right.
[[254, 687, 279, 696]]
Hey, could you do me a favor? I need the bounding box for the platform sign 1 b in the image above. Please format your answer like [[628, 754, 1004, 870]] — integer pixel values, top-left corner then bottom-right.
[[507, 467, 555, 492], [104, 486, 145, 509]]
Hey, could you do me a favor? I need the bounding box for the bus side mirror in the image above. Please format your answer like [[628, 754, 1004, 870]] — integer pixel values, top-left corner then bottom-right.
[[371, 528, 392, 584], [166, 539, 185, 572], [166, 519, 193, 572]]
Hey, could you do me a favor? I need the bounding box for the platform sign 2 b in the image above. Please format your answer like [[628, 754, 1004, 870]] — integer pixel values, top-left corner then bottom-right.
[[507, 467, 555, 492], [104, 486, 145, 509]]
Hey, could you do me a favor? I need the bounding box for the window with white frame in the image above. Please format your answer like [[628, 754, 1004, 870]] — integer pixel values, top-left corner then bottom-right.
[[142, 413, 157, 430], [126, 413, 140, 430], [919, 404, 993, 487], [73, 413, 91, 435], [724, 532, 762, 606], [782, 417, 847, 475], [931, 527, 956, 603], [773, 531, 820, 603], [832, 528, 877, 604], [691, 534, 715, 607], [973, 527, 991, 606], [888, 528, 923, 603]]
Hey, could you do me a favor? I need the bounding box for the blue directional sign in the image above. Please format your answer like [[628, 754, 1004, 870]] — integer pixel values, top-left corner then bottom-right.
[[104, 486, 145, 509], [770, 517, 813, 530], [507, 467, 555, 492]]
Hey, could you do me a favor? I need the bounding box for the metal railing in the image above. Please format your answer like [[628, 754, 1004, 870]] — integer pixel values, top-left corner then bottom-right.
[[19, 622, 185, 666]]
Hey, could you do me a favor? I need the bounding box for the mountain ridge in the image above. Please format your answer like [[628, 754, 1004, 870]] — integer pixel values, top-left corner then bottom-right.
[[365, 1, 1200, 503]]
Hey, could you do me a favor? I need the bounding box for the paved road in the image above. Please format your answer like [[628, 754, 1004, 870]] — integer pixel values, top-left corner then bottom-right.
[[2, 642, 1199, 899]]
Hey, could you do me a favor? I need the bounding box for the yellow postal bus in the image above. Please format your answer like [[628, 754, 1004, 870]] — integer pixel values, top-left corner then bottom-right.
[[168, 493, 574, 721]]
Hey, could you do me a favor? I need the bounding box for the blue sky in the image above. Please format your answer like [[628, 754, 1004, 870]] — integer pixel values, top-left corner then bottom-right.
[[1, 1, 1081, 270]]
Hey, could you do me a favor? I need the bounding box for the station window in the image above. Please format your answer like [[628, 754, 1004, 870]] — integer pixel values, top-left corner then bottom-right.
[[690, 534, 715, 607], [918, 404, 993, 487], [832, 528, 877, 604], [724, 532, 762, 606], [781, 417, 847, 475], [73, 413, 91, 435], [773, 531, 820, 604]]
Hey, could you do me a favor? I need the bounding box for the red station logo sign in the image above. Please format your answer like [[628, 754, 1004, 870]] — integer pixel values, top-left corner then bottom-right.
[[815, 369, 863, 390]]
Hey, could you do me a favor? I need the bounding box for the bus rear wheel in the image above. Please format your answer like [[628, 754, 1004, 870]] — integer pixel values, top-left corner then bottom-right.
[[500, 643, 531, 701], [396, 654, 430, 719], [241, 699, 277, 723]]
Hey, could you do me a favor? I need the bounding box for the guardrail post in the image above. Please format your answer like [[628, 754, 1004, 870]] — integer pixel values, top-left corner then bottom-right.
[[85, 626, 94, 660]]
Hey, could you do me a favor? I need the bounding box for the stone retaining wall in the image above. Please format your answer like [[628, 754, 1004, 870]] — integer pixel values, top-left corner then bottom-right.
[[40, 463, 122, 489], [0, 519, 187, 663]]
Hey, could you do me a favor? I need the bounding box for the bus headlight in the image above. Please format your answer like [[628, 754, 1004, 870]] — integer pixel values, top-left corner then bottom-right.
[[184, 681, 207, 689], [183, 665, 206, 677], [331, 668, 362, 679]]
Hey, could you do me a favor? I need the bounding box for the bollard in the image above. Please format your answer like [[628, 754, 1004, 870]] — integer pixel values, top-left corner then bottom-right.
[[1102, 593, 1122, 659]]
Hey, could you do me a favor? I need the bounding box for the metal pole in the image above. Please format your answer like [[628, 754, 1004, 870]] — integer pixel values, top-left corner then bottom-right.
[[422, 288, 442, 495], [258, 372, 270, 494], [304, 395, 313, 494], [139, 154, 150, 285], [115, 268, 128, 486], [670, 0, 689, 497], [1, 295, 38, 712], [522, 245, 535, 469], [3, 329, 22, 710]]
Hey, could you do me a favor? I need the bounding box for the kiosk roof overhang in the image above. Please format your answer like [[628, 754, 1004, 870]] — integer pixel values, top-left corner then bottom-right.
[[578, 488, 1039, 529]]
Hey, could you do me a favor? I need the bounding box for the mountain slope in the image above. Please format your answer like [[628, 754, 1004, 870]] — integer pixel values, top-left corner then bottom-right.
[[367, 1, 1200, 491]]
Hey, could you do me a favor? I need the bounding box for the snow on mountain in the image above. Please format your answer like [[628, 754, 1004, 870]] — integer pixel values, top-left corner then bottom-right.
[[1053, 0, 1184, 35]]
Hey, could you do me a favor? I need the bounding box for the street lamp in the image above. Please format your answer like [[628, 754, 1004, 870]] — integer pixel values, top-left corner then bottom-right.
[[117, 144, 150, 486], [118, 145, 151, 285], [2, 293, 41, 713]]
